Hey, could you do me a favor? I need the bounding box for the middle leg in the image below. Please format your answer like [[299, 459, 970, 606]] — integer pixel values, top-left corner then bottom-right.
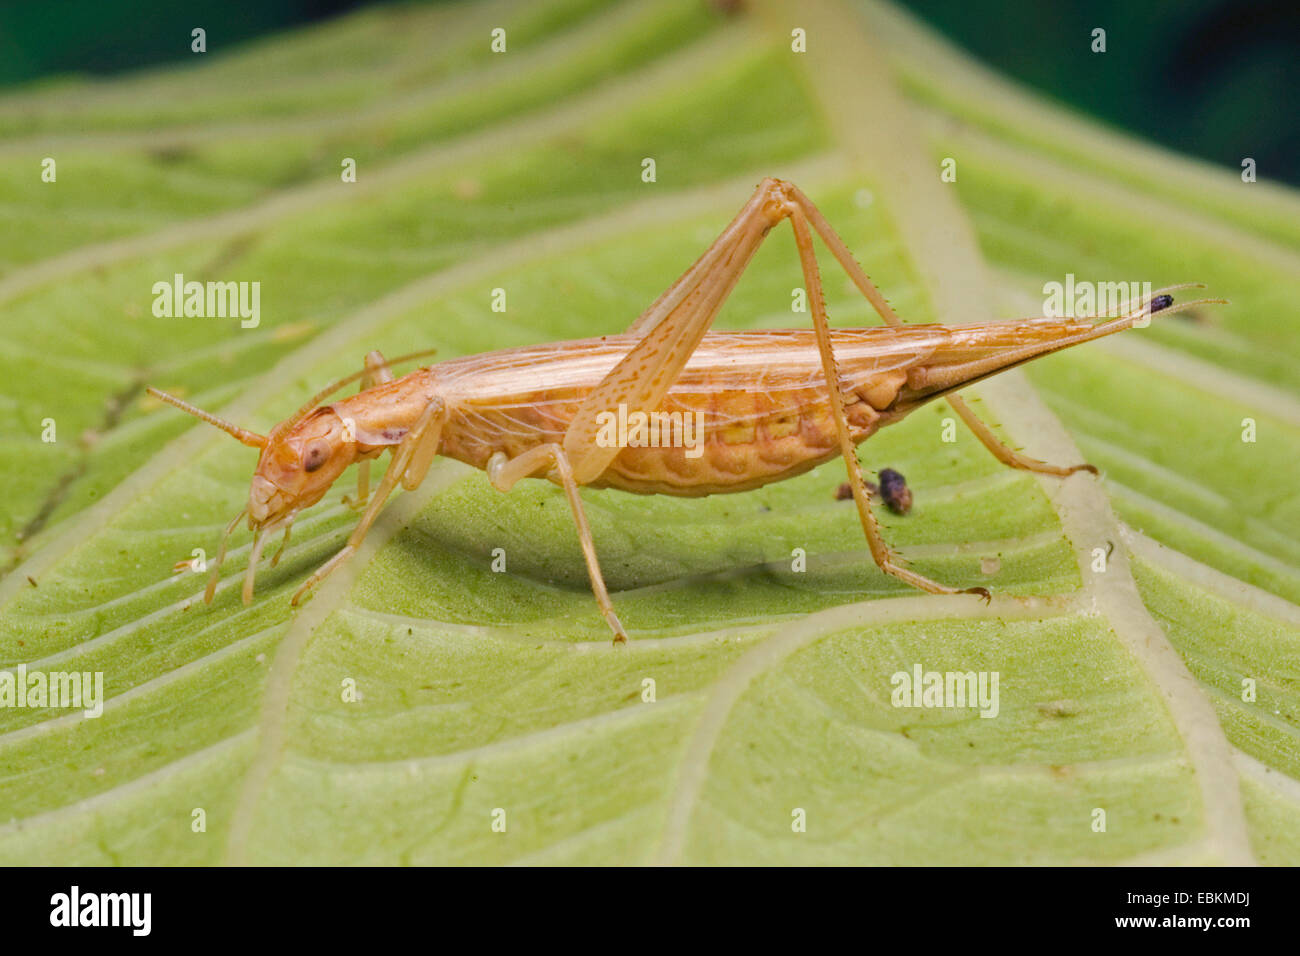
[[487, 444, 629, 644]]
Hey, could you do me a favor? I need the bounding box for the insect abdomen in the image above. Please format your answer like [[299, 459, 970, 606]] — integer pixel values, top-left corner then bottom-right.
[[433, 328, 922, 494], [592, 383, 889, 496]]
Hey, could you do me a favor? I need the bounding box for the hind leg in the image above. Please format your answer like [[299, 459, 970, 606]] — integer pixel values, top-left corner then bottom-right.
[[944, 395, 1097, 477], [785, 196, 989, 599], [785, 183, 1096, 478]]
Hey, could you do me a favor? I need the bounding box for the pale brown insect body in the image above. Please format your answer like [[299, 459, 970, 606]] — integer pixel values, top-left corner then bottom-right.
[[150, 178, 1220, 642], [367, 321, 1106, 494]]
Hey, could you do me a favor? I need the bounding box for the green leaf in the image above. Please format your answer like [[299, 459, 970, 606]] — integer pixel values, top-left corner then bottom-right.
[[1, 0, 1296, 865]]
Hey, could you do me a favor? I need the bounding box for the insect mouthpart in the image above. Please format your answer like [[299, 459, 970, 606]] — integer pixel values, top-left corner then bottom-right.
[[248, 475, 282, 525]]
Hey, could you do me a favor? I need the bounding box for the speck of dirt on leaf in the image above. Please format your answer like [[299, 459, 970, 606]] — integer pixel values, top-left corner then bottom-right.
[[1038, 699, 1080, 718], [878, 468, 912, 514]]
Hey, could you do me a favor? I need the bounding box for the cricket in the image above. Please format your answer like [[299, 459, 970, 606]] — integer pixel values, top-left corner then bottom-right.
[[149, 178, 1221, 643]]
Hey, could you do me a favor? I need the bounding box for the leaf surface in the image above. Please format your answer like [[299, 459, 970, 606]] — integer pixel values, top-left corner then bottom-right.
[[1, 0, 1296, 865]]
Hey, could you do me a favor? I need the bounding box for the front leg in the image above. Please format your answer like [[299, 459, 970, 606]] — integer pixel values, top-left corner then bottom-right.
[[344, 350, 400, 510], [292, 398, 445, 606]]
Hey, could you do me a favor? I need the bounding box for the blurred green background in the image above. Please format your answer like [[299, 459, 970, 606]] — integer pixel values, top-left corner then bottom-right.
[[0, 0, 1295, 185]]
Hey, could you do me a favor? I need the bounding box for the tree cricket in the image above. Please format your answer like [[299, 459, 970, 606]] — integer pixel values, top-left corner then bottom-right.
[[149, 178, 1221, 642]]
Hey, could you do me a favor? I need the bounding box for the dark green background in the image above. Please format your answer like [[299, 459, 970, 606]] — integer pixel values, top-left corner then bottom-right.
[[1, 0, 1295, 185]]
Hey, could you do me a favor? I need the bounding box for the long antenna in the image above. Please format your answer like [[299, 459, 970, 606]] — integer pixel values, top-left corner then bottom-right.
[[147, 387, 267, 448]]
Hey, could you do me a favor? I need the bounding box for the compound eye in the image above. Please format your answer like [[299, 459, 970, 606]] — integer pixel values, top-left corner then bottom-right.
[[303, 439, 331, 473]]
